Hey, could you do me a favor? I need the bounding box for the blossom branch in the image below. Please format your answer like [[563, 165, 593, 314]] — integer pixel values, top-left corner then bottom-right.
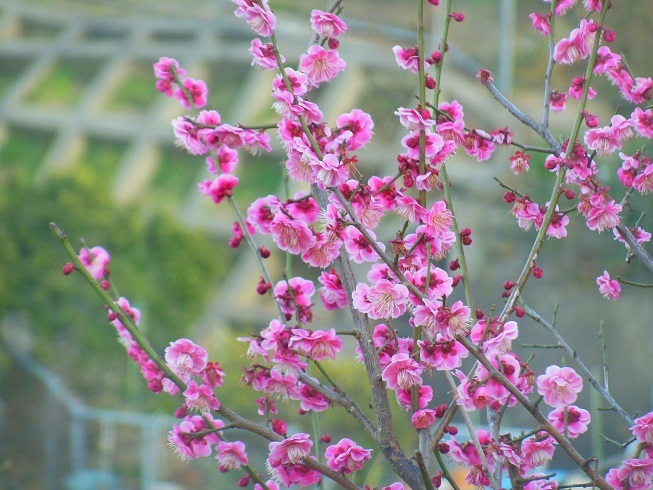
[[615, 225, 653, 273], [520, 301, 634, 426]]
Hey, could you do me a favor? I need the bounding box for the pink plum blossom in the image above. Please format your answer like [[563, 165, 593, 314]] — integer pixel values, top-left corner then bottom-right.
[[270, 213, 316, 255], [632, 411, 653, 444], [299, 45, 346, 86], [249, 38, 283, 69], [215, 440, 248, 471], [310, 10, 347, 38], [167, 414, 221, 460], [585, 194, 622, 232], [288, 328, 342, 361], [382, 353, 423, 391], [165, 338, 208, 380], [392, 45, 427, 73], [352, 279, 409, 319], [78, 246, 110, 280], [521, 434, 556, 471], [336, 109, 374, 151], [268, 433, 313, 466], [606, 459, 653, 490], [183, 380, 220, 413], [411, 409, 437, 429], [174, 77, 208, 110], [423, 200, 453, 238], [325, 438, 371, 474], [536, 365, 583, 407], [198, 174, 239, 204], [548, 405, 591, 438], [597, 270, 621, 300]]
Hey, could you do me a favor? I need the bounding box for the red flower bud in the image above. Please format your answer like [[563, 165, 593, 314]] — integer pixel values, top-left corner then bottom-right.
[[271, 418, 288, 436], [320, 434, 332, 444], [238, 476, 251, 487], [174, 404, 188, 418], [603, 28, 616, 43], [476, 69, 493, 86], [452, 274, 463, 287], [503, 280, 515, 290], [450, 12, 465, 22], [449, 259, 460, 271], [445, 425, 458, 435], [438, 442, 450, 454], [425, 74, 436, 90], [259, 246, 271, 258], [476, 309, 484, 320], [100, 280, 110, 291], [563, 188, 576, 200], [532, 266, 543, 279], [462, 236, 472, 246], [503, 191, 516, 203], [515, 305, 525, 318], [62, 262, 75, 275]]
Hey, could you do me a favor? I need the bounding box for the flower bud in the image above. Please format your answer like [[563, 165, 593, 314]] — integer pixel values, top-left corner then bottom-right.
[[563, 188, 575, 200], [320, 434, 332, 444], [62, 262, 75, 275], [503, 191, 516, 203], [271, 418, 288, 436], [100, 280, 110, 291], [449, 259, 460, 271], [327, 38, 340, 49], [603, 28, 616, 43], [476, 309, 484, 319], [435, 404, 447, 418], [174, 404, 188, 418], [515, 305, 525, 318], [425, 74, 436, 90], [259, 246, 271, 258], [238, 476, 251, 487], [532, 266, 543, 279], [450, 12, 464, 22], [462, 236, 472, 246], [503, 280, 515, 290], [438, 442, 450, 454], [452, 274, 463, 287], [445, 425, 458, 435]]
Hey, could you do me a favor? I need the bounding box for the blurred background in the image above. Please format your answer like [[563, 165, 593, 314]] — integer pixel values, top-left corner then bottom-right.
[[1, 0, 652, 488]]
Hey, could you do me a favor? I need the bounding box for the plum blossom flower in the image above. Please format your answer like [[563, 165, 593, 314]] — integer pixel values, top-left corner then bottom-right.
[[268, 433, 313, 466], [174, 78, 208, 110], [606, 459, 653, 490], [288, 328, 343, 361], [325, 438, 372, 474], [553, 19, 596, 64], [585, 194, 622, 232], [198, 174, 239, 204], [183, 380, 220, 412], [632, 411, 653, 444], [239, 2, 277, 37], [529, 12, 551, 35], [521, 434, 556, 471], [395, 107, 435, 131], [299, 45, 346, 86], [597, 271, 621, 300], [167, 414, 221, 460], [352, 280, 409, 319], [382, 353, 423, 391], [336, 109, 374, 151], [78, 246, 110, 280], [411, 409, 437, 429], [318, 269, 348, 310], [536, 365, 583, 408], [270, 213, 316, 255], [423, 200, 452, 238], [548, 405, 590, 438], [310, 10, 347, 38], [165, 338, 208, 380], [392, 45, 427, 73], [249, 38, 283, 69], [215, 440, 248, 470]]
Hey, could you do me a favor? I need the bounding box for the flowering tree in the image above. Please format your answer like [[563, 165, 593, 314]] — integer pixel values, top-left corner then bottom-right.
[[51, 0, 653, 489]]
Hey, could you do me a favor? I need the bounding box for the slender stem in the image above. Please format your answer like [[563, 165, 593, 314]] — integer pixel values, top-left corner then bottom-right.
[[434, 449, 461, 490], [542, 4, 557, 128], [500, 1, 610, 322], [520, 301, 633, 426], [617, 277, 653, 288]]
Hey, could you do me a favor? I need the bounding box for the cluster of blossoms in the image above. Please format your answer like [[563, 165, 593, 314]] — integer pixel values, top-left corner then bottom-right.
[[59, 0, 653, 489]]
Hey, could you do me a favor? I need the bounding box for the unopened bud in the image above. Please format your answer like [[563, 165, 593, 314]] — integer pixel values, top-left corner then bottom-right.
[[174, 404, 188, 418], [438, 443, 450, 454], [425, 74, 436, 90], [476, 309, 484, 319], [100, 280, 110, 291], [503, 280, 515, 290], [271, 418, 288, 436], [327, 38, 340, 49], [515, 305, 525, 318], [503, 191, 516, 203], [462, 236, 472, 246], [449, 259, 460, 271], [563, 188, 576, 200], [62, 262, 75, 275], [238, 476, 251, 487], [259, 246, 271, 258], [532, 266, 543, 279], [452, 274, 463, 287], [320, 434, 332, 444], [603, 28, 616, 43], [450, 11, 464, 22]]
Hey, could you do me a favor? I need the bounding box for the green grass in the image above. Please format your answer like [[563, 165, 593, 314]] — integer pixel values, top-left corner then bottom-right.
[[78, 138, 127, 182], [108, 61, 159, 113], [26, 58, 102, 106], [0, 57, 31, 99], [0, 126, 54, 174]]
